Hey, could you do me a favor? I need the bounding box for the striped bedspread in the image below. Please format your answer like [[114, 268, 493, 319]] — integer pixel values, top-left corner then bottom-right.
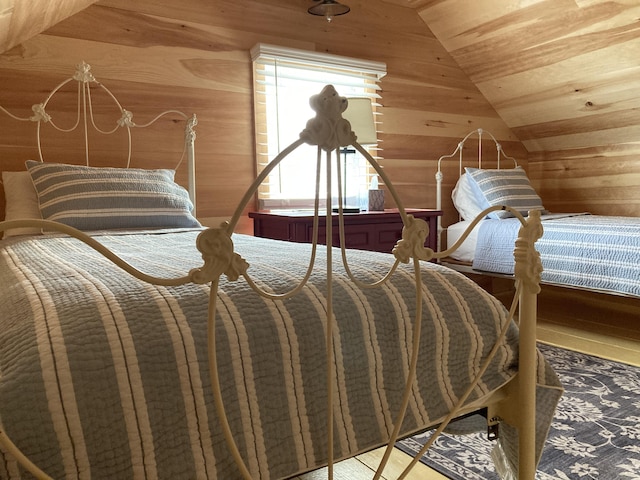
[[0, 230, 561, 479], [473, 214, 640, 297]]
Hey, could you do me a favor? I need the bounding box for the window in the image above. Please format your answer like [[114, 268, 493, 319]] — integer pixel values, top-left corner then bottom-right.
[[251, 43, 387, 210]]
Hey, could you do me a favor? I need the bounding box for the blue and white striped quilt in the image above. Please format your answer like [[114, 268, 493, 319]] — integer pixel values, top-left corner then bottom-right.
[[473, 214, 640, 297], [0, 230, 561, 479]]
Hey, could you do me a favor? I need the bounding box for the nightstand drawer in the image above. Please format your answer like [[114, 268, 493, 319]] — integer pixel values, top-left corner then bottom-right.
[[249, 209, 442, 253], [315, 224, 373, 250]]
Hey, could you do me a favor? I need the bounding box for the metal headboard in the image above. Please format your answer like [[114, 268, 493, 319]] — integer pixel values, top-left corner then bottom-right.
[[0, 62, 198, 214], [435, 128, 518, 251]]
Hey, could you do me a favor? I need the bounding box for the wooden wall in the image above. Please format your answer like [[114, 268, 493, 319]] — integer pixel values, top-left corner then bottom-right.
[[0, 0, 525, 229], [412, 0, 640, 217], [0, 0, 636, 334]]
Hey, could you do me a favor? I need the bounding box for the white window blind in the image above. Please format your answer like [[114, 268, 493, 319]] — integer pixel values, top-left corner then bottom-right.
[[251, 43, 386, 210]]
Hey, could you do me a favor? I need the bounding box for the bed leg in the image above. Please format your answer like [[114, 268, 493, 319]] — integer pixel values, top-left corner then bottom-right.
[[518, 286, 537, 479], [513, 210, 543, 480]]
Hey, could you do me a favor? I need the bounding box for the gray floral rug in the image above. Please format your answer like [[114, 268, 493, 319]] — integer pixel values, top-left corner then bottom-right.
[[396, 343, 640, 479]]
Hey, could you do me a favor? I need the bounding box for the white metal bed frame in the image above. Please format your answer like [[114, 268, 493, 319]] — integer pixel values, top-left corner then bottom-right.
[[433, 129, 640, 300], [0, 61, 198, 215], [435, 128, 519, 253], [0, 68, 544, 479]]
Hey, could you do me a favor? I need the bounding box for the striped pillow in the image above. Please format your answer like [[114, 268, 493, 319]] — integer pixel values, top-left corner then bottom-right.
[[26, 160, 200, 231], [464, 166, 545, 219]]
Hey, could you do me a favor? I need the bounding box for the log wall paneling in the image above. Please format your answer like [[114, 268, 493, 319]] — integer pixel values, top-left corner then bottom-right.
[[2, 0, 638, 220], [414, 0, 640, 217], [0, 0, 518, 226]]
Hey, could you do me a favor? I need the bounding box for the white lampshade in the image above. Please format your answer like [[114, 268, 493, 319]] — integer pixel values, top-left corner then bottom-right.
[[343, 97, 377, 146]]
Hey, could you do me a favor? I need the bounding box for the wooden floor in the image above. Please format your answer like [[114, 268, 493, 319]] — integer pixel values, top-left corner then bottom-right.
[[294, 285, 640, 480]]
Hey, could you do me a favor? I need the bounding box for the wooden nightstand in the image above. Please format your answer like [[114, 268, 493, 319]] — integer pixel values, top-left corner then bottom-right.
[[249, 209, 442, 254]]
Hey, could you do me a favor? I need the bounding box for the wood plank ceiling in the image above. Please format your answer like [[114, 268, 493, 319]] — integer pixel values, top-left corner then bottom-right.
[[384, 0, 640, 216], [385, 0, 640, 154], [0, 0, 97, 54]]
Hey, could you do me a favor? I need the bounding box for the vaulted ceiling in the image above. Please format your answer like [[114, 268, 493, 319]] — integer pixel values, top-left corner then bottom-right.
[[2, 0, 639, 156], [384, 0, 640, 154], [0, 0, 97, 54]]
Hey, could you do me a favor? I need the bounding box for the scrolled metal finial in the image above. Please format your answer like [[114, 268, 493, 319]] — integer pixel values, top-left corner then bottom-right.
[[186, 114, 198, 144], [299, 85, 356, 152], [392, 215, 434, 263], [513, 210, 544, 294], [117, 109, 135, 127], [73, 61, 96, 83], [29, 103, 51, 123], [190, 224, 249, 284]]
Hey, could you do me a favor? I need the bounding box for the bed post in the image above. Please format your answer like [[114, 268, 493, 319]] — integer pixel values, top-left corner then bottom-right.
[[185, 114, 198, 215], [435, 170, 443, 251], [513, 210, 543, 479]]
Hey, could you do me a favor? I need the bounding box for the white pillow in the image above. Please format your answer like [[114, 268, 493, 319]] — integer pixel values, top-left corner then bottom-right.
[[2, 170, 42, 238], [451, 173, 484, 221]]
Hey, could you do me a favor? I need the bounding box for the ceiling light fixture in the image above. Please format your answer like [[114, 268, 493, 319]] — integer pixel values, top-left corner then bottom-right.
[[308, 0, 350, 22]]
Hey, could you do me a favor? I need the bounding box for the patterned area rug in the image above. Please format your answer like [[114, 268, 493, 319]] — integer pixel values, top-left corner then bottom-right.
[[396, 343, 640, 479]]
